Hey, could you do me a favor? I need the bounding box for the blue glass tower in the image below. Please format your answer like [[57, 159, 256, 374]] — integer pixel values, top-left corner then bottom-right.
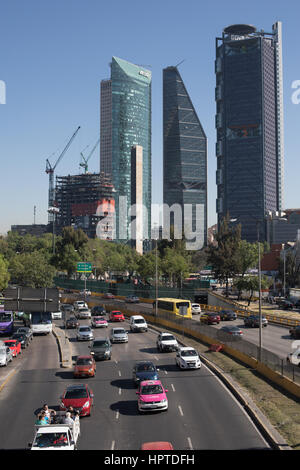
[[100, 57, 152, 243], [163, 66, 207, 248], [215, 23, 284, 242]]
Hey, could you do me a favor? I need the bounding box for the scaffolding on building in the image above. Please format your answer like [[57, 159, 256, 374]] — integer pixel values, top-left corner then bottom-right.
[[55, 172, 115, 239]]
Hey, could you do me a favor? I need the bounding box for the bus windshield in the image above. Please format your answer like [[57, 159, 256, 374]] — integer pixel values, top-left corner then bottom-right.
[[31, 312, 52, 325], [0, 312, 13, 323]]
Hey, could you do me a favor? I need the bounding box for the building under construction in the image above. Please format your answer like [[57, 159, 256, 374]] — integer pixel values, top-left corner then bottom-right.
[[55, 172, 115, 239]]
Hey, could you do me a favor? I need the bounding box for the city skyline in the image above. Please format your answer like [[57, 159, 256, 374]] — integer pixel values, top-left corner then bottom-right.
[[0, 1, 299, 236]]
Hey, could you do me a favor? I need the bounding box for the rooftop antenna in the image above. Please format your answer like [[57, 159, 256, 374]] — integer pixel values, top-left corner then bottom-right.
[[175, 59, 185, 68]]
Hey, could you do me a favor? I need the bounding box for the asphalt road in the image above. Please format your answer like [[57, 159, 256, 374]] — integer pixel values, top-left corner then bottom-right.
[[0, 314, 270, 450]]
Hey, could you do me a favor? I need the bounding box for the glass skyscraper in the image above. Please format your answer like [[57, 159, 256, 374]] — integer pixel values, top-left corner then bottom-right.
[[215, 23, 284, 242], [100, 57, 152, 243], [163, 66, 207, 248]]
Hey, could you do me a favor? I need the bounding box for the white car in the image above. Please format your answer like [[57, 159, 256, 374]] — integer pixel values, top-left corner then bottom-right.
[[76, 307, 91, 319], [191, 303, 201, 315], [52, 311, 62, 320], [80, 289, 91, 296], [156, 332, 178, 352], [175, 347, 201, 369], [0, 343, 13, 366], [74, 301, 88, 310], [110, 328, 128, 343]]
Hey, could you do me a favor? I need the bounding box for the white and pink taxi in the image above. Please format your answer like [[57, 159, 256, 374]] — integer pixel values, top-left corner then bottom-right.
[[91, 316, 108, 328], [136, 380, 168, 413]]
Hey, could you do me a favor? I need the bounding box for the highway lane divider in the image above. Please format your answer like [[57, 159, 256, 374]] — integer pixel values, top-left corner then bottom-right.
[[52, 325, 72, 369]]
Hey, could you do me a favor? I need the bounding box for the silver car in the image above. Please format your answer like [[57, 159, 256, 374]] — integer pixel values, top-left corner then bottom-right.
[[77, 325, 94, 341], [76, 307, 91, 320], [0, 345, 13, 366], [110, 327, 128, 343]]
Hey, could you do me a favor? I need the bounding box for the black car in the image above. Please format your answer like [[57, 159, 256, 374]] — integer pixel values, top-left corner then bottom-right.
[[132, 361, 159, 386], [16, 327, 33, 342], [278, 300, 294, 310], [65, 317, 80, 329], [91, 305, 106, 317], [12, 333, 30, 349], [219, 310, 237, 321], [89, 338, 112, 361], [60, 303, 75, 313], [244, 315, 268, 328], [289, 325, 300, 339]]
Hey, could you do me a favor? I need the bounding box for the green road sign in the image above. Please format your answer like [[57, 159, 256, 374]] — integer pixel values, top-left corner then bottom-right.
[[77, 262, 92, 273]]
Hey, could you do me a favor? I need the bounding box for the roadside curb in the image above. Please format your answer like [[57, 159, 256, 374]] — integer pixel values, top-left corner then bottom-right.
[[52, 325, 72, 369], [146, 321, 291, 450]]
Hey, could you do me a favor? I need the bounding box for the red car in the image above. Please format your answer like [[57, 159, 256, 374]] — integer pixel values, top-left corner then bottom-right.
[[141, 442, 174, 450], [73, 355, 96, 378], [109, 311, 125, 322], [60, 384, 94, 417], [200, 312, 220, 325], [4, 339, 21, 357]]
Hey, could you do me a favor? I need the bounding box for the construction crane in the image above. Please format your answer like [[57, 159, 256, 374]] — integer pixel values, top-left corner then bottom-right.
[[79, 137, 100, 174], [45, 126, 81, 222]]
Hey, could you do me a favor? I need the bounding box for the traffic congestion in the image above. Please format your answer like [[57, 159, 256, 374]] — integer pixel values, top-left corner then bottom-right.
[[0, 296, 274, 450]]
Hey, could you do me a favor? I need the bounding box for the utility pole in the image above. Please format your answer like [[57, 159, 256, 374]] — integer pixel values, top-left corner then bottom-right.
[[155, 239, 158, 317], [257, 221, 262, 362]]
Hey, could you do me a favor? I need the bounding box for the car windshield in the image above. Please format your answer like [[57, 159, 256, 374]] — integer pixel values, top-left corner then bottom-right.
[[181, 350, 197, 357], [162, 335, 175, 341], [226, 327, 240, 332], [76, 358, 93, 366], [68, 318, 77, 322], [93, 340, 109, 347], [113, 312, 122, 316], [34, 433, 68, 448], [79, 327, 91, 332], [114, 329, 125, 335], [94, 317, 105, 321], [5, 341, 15, 346], [18, 328, 29, 333], [65, 388, 88, 399], [141, 384, 163, 395], [79, 308, 89, 312], [137, 363, 155, 372], [134, 319, 145, 324], [12, 334, 24, 340]]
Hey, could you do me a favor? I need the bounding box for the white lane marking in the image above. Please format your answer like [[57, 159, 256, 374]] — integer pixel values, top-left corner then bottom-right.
[[154, 356, 158, 360], [119, 388, 121, 395], [187, 437, 193, 450], [116, 411, 119, 420], [178, 405, 184, 416], [164, 369, 168, 375], [111, 440, 115, 450], [115, 360, 118, 364], [118, 370, 121, 377], [171, 383, 175, 392]]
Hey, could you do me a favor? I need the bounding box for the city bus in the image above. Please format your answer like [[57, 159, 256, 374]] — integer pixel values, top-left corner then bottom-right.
[[29, 312, 53, 335], [153, 298, 192, 319], [0, 311, 14, 336]]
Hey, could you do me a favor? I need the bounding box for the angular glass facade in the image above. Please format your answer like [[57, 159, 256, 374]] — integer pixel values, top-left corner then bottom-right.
[[215, 23, 284, 242], [163, 66, 207, 247], [101, 57, 152, 242]]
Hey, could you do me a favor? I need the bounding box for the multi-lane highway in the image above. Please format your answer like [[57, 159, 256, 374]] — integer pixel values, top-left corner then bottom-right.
[[0, 313, 271, 450]]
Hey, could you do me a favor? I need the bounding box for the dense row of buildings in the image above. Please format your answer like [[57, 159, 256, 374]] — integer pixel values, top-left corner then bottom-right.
[[12, 21, 300, 256]]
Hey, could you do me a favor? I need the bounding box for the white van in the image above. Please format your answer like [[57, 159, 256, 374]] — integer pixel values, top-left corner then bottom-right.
[[130, 315, 148, 332]]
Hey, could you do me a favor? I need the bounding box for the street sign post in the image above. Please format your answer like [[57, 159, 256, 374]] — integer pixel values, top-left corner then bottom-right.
[[76, 262, 92, 273]]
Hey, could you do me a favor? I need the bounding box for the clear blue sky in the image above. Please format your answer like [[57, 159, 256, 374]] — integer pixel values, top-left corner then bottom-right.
[[0, 0, 299, 235]]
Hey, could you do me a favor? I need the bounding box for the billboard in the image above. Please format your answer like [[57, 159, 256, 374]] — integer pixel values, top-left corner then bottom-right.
[[3, 287, 60, 312]]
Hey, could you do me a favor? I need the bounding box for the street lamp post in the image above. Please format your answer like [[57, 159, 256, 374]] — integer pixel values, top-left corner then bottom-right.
[[230, 216, 263, 362], [155, 238, 158, 317], [48, 207, 60, 255]]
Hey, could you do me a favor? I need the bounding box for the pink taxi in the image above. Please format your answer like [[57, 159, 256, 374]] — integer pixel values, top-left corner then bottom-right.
[[91, 316, 108, 328], [136, 380, 168, 413]]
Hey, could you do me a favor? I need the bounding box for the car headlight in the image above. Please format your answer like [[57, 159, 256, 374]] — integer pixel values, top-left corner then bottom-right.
[[83, 401, 90, 408], [161, 398, 167, 403]]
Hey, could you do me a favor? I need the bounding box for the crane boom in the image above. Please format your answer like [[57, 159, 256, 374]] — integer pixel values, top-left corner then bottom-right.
[[79, 137, 100, 173], [46, 126, 81, 222]]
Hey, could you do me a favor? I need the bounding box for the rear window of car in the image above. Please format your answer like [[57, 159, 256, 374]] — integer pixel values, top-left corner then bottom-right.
[[181, 349, 197, 357], [113, 329, 125, 334], [137, 363, 155, 372], [76, 358, 93, 366]]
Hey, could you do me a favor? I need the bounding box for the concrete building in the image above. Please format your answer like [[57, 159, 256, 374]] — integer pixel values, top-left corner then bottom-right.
[[215, 23, 284, 242], [266, 210, 300, 244], [130, 145, 144, 254]]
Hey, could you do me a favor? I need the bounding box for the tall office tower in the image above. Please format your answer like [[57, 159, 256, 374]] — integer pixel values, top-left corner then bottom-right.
[[100, 80, 112, 177], [215, 22, 284, 242], [100, 57, 152, 242], [163, 66, 207, 248]]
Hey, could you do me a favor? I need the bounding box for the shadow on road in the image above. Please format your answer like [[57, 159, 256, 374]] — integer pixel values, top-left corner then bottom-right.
[[110, 400, 139, 416], [110, 378, 135, 390]]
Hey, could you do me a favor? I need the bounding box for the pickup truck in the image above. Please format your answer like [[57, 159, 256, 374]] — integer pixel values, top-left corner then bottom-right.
[[29, 415, 80, 450]]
